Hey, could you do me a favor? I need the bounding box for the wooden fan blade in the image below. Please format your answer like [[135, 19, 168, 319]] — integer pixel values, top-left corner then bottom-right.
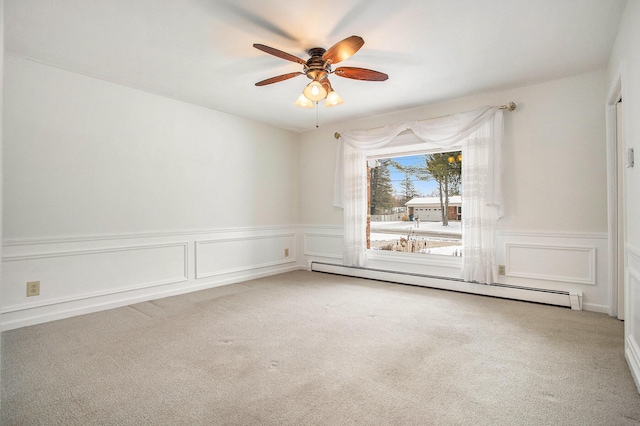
[[334, 67, 388, 81], [253, 44, 306, 65], [322, 35, 364, 64], [255, 72, 304, 86]]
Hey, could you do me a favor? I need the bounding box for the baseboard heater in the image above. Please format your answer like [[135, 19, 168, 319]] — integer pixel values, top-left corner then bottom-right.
[[310, 261, 582, 310]]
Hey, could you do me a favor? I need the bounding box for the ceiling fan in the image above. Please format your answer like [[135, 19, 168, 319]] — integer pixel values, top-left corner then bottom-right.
[[253, 35, 388, 108]]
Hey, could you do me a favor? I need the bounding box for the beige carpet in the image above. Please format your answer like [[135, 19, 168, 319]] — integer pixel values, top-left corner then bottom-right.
[[2, 270, 640, 425]]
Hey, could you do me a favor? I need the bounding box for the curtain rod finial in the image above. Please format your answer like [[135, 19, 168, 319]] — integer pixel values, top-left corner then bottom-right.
[[334, 132, 340, 139], [498, 102, 516, 111]]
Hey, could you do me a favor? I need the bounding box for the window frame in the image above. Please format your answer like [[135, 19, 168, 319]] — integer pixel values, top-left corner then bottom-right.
[[365, 147, 463, 268]]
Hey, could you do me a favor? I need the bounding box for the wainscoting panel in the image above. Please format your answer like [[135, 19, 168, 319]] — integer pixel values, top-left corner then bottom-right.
[[505, 243, 596, 285], [1, 226, 612, 329], [1, 226, 301, 330], [626, 245, 640, 392], [299, 228, 610, 313], [497, 231, 609, 313], [2, 243, 188, 312], [195, 233, 297, 279], [303, 232, 342, 259]]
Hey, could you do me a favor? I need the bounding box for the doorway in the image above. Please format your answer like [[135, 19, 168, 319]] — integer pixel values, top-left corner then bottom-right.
[[616, 99, 625, 320], [607, 72, 625, 321]]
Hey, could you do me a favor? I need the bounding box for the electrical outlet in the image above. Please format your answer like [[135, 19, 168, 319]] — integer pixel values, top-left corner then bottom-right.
[[498, 265, 506, 275], [284, 248, 289, 257], [27, 281, 40, 297]]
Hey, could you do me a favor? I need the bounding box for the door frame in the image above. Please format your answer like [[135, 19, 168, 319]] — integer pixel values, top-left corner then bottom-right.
[[605, 64, 625, 319]]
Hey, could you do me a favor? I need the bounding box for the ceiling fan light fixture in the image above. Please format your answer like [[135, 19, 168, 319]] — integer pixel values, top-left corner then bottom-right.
[[303, 80, 328, 102], [325, 90, 344, 107], [253, 36, 388, 112], [294, 93, 314, 108]]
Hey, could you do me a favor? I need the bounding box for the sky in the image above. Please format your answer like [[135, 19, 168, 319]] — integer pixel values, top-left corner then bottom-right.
[[386, 154, 438, 196]]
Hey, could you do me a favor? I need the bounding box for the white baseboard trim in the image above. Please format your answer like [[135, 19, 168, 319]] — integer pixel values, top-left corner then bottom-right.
[[1, 264, 300, 331], [581, 303, 610, 314], [626, 335, 640, 394]]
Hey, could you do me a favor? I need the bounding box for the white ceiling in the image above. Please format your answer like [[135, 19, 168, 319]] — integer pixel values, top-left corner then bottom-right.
[[5, 0, 627, 133]]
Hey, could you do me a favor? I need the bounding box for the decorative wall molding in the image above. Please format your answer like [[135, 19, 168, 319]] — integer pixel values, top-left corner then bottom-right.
[[627, 244, 640, 263], [627, 335, 640, 394], [2, 242, 189, 314], [2, 242, 189, 265], [1, 225, 614, 330], [299, 225, 342, 232], [2, 224, 301, 247], [302, 226, 609, 310], [626, 263, 640, 392], [505, 243, 596, 285], [496, 230, 607, 240], [303, 232, 342, 259], [308, 226, 611, 313], [1, 226, 301, 330], [195, 232, 297, 279]]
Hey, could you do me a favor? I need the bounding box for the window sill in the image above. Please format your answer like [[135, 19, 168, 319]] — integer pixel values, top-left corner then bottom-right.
[[367, 249, 462, 268]]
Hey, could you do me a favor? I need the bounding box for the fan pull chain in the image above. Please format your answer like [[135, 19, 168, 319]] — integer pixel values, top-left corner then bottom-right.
[[316, 102, 319, 128]]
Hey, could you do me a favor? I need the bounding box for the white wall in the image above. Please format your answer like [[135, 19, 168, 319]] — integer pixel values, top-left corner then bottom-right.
[[4, 55, 299, 238], [607, 0, 640, 391], [300, 71, 608, 232], [299, 70, 611, 312], [1, 55, 301, 329]]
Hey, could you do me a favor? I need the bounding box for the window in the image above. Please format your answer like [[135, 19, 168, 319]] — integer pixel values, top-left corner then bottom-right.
[[367, 150, 462, 257], [336, 105, 503, 281]]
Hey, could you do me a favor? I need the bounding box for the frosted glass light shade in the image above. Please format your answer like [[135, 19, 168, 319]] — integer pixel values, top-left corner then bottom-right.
[[294, 94, 314, 108], [303, 80, 327, 101], [325, 90, 344, 107]]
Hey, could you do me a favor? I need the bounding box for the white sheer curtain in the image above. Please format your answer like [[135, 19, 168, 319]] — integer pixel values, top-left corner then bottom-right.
[[339, 141, 368, 266], [461, 112, 504, 284], [334, 106, 505, 284]]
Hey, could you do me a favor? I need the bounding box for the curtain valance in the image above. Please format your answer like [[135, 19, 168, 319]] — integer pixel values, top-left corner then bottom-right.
[[334, 106, 503, 213], [338, 106, 498, 149]]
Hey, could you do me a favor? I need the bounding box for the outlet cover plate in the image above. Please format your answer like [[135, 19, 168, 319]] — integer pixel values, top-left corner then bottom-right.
[[27, 281, 40, 297]]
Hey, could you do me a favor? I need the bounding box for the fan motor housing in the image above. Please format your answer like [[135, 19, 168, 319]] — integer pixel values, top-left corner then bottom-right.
[[305, 47, 330, 80]]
